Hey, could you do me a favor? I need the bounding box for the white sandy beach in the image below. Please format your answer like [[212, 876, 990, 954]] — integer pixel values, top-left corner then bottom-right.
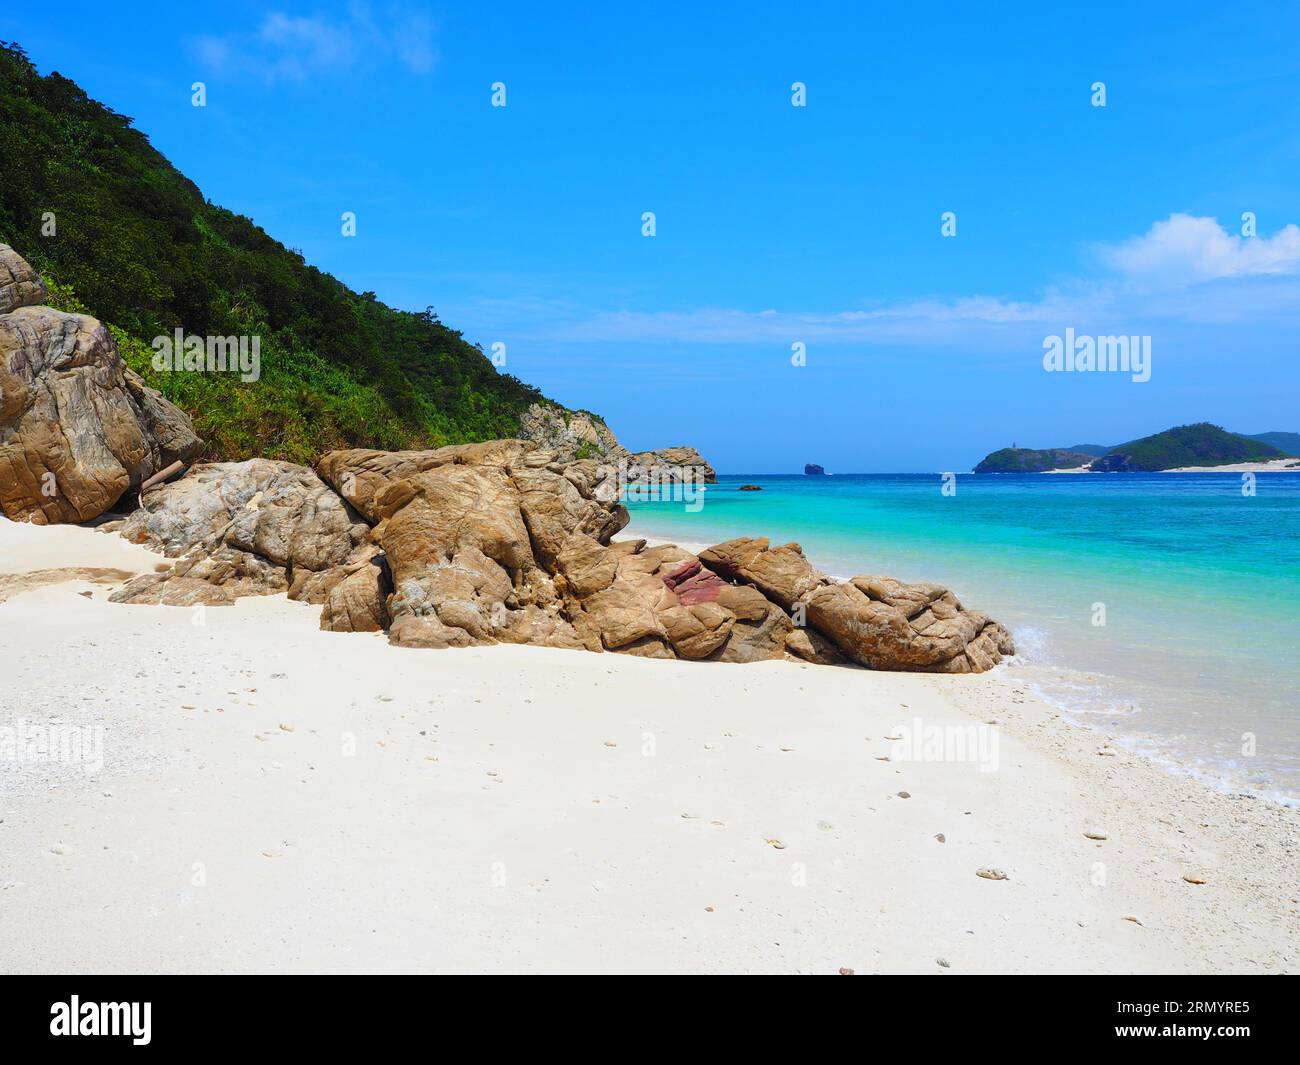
[[1160, 458, 1300, 473], [0, 516, 1296, 974], [1041, 459, 1299, 474]]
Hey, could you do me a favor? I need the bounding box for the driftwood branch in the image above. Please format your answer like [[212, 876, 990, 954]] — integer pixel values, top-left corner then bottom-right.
[[139, 460, 185, 494]]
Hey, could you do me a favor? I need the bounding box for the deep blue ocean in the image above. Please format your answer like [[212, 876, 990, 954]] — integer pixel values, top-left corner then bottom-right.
[[625, 472, 1300, 803]]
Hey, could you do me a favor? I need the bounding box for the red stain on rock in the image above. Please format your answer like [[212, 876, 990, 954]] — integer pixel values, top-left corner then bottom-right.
[[662, 560, 727, 605]]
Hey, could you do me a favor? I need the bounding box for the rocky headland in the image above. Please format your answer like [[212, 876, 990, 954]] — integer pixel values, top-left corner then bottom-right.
[[517, 402, 715, 484]]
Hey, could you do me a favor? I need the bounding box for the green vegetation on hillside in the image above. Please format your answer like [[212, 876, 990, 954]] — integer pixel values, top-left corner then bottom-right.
[[1244, 431, 1300, 456], [974, 447, 1097, 473], [0, 41, 547, 464], [1092, 423, 1287, 471]]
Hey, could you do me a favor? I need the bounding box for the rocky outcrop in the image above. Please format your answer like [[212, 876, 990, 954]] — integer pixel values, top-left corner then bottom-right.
[[316, 440, 554, 522], [290, 543, 390, 633], [698, 537, 828, 612], [377, 457, 584, 650], [0, 244, 48, 313], [695, 535, 1013, 673], [517, 402, 716, 485], [101, 443, 1012, 671], [0, 245, 201, 524], [554, 536, 792, 663], [110, 459, 371, 608], [806, 576, 1014, 673]]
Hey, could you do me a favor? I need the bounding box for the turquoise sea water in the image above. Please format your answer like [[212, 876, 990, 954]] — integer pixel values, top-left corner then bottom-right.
[[624, 473, 1300, 803]]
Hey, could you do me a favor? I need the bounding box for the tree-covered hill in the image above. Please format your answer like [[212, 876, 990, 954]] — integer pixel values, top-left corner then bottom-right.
[[1243, 431, 1300, 456], [1091, 423, 1287, 471], [973, 447, 1097, 473], [0, 41, 550, 464]]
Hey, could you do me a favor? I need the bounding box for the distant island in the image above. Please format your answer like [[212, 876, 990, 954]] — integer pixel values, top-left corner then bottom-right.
[[805, 464, 826, 475], [1092, 424, 1289, 471], [973, 448, 1096, 473], [975, 423, 1299, 473]]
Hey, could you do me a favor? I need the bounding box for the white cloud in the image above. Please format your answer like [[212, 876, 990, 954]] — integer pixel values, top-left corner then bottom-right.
[[474, 216, 1300, 347], [194, 4, 438, 81], [1099, 213, 1300, 286]]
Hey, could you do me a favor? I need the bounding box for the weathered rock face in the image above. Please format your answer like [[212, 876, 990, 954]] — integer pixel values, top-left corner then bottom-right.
[[0, 247, 201, 524], [556, 538, 793, 663], [116, 459, 366, 566], [696, 535, 1012, 673], [316, 440, 548, 522], [807, 577, 1014, 674], [0, 243, 48, 314], [290, 543, 390, 633], [315, 440, 792, 661], [110, 459, 371, 608], [517, 402, 716, 484], [362, 442, 622, 651], [698, 536, 828, 612]]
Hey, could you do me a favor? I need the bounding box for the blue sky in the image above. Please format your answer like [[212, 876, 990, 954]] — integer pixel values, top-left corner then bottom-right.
[[6, 2, 1300, 470]]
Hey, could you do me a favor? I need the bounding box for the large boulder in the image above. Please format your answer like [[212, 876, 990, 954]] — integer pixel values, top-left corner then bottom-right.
[[805, 576, 1013, 673], [314, 439, 629, 651], [110, 459, 369, 606], [0, 305, 202, 523], [0, 243, 48, 313], [558, 538, 793, 663], [117, 459, 366, 566], [290, 543, 391, 633], [515, 461, 627, 567], [0, 246, 201, 524], [316, 440, 543, 523], [374, 458, 587, 651], [698, 534, 1012, 672]]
